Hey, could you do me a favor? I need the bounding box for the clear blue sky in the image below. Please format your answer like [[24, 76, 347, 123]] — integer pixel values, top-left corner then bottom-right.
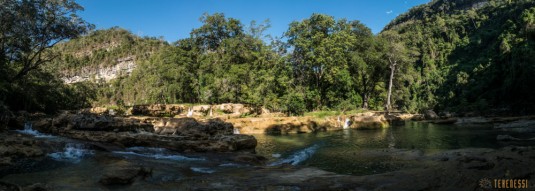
[[77, 0, 430, 42]]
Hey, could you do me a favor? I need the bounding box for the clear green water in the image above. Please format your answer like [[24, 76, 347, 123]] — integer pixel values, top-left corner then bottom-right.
[[254, 121, 507, 175], [2, 121, 528, 189]]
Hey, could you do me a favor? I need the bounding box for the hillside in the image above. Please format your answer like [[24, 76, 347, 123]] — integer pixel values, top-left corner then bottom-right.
[[47, 27, 168, 83], [382, 0, 535, 114], [27, 0, 535, 115]]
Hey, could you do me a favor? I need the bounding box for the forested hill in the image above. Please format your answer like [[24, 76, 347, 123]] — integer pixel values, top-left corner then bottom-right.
[[382, 0, 535, 114], [47, 27, 168, 83], [6, 0, 535, 115]]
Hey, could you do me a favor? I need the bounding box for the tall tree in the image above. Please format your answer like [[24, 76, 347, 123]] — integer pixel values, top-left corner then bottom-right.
[[0, 0, 91, 82], [379, 31, 408, 111], [286, 14, 358, 110], [347, 21, 385, 109]]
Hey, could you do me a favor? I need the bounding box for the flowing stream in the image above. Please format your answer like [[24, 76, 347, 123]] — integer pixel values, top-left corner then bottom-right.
[[2, 121, 531, 189]]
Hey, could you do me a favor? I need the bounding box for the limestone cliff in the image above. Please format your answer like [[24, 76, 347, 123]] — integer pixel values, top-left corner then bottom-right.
[[61, 56, 136, 84]]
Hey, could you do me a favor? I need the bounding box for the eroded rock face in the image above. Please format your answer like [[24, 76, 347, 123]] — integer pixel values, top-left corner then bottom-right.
[[0, 133, 44, 167], [45, 112, 153, 132], [227, 114, 390, 135], [349, 115, 389, 129], [132, 104, 186, 117], [32, 113, 257, 153], [61, 56, 136, 84], [131, 103, 265, 118]]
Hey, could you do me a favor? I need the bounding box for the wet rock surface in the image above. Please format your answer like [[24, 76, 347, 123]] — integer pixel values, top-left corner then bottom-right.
[[31, 112, 257, 153], [0, 133, 534, 190], [3, 111, 535, 190], [0, 181, 20, 191], [0, 133, 44, 167], [173, 146, 535, 190], [99, 160, 152, 185], [424, 110, 439, 120]]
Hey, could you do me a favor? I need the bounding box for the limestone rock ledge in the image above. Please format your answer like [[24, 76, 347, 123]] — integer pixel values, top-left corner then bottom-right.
[[32, 112, 257, 153]]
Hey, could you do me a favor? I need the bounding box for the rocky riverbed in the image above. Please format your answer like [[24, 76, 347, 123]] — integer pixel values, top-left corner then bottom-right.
[[27, 111, 257, 153], [1, 108, 535, 190]]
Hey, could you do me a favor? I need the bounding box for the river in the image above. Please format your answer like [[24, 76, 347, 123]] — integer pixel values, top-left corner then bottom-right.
[[255, 121, 506, 175], [1, 121, 530, 190]]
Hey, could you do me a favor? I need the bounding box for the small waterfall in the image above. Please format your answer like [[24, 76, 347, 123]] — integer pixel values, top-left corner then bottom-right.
[[233, 128, 240, 134], [187, 108, 194, 117], [269, 144, 320, 166], [343, 118, 351, 129], [15, 122, 55, 138], [47, 143, 94, 163], [113, 147, 204, 161]]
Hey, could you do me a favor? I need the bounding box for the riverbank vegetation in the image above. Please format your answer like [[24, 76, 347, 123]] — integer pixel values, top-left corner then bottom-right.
[[2, 0, 535, 117]]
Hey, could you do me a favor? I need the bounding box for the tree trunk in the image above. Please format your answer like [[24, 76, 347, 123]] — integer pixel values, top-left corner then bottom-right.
[[361, 93, 369, 109], [386, 61, 396, 112]]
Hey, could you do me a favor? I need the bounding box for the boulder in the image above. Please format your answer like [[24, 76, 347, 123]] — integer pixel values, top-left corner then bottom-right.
[[424, 110, 439, 120], [411, 114, 425, 121], [438, 111, 455, 118], [89, 107, 108, 115], [219, 104, 234, 114], [231, 154, 267, 166], [99, 161, 152, 185], [349, 115, 389, 129], [165, 104, 185, 116], [192, 105, 211, 116], [385, 114, 405, 126]]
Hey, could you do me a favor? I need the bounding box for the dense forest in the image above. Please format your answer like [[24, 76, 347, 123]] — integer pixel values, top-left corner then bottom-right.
[[2, 0, 535, 116]]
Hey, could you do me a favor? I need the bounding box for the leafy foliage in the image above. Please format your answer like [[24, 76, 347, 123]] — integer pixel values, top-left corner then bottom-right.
[[383, 0, 535, 114], [6, 0, 535, 116], [0, 0, 92, 112]]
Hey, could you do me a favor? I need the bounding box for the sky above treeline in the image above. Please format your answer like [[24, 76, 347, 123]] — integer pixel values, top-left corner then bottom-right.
[[77, 0, 431, 42]]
